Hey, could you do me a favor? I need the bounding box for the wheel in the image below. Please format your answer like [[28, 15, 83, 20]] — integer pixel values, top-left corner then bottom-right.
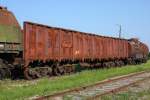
[[24, 66, 54, 79], [0, 73, 2, 80], [0, 68, 5, 80], [24, 67, 33, 80], [53, 66, 63, 76], [0, 60, 11, 79]]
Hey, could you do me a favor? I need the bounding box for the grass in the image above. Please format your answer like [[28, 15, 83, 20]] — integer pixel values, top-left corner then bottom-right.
[[0, 60, 150, 100]]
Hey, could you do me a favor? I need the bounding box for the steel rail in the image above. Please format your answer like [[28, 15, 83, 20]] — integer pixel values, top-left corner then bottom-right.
[[34, 71, 149, 100]]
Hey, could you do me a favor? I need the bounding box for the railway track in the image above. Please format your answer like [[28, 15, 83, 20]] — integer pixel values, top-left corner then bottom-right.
[[34, 71, 150, 100]]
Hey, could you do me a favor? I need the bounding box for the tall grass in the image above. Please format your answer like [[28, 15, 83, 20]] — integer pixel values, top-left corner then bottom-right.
[[0, 60, 150, 100]]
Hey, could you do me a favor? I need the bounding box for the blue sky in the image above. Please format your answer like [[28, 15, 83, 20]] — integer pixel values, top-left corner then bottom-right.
[[1, 0, 150, 48]]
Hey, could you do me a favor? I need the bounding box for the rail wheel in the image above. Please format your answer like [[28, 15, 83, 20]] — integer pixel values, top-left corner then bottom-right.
[[24, 67, 32, 80], [64, 64, 75, 74], [0, 68, 5, 80], [53, 65, 65, 76], [24, 66, 53, 80], [0, 59, 11, 80]]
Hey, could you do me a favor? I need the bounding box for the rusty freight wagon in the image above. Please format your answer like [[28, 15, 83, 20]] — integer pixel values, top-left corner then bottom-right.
[[0, 6, 149, 79], [23, 22, 147, 79]]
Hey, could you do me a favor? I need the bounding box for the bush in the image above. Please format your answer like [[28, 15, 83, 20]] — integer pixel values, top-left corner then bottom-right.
[[149, 53, 150, 59]]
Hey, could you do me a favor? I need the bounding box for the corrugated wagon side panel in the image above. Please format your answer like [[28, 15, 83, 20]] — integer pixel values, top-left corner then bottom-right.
[[79, 33, 84, 60], [94, 36, 100, 59], [109, 38, 112, 58], [126, 42, 129, 57], [73, 32, 83, 60], [125, 40, 128, 58], [120, 40, 124, 58], [36, 26, 46, 61], [24, 23, 30, 66], [83, 34, 89, 59], [24, 23, 48, 65], [112, 39, 116, 58], [60, 30, 73, 60], [99, 37, 103, 59], [102, 37, 106, 59], [24, 22, 62, 65], [116, 39, 119, 58], [88, 35, 93, 59], [46, 28, 53, 60], [122, 40, 126, 58], [51, 29, 59, 60]]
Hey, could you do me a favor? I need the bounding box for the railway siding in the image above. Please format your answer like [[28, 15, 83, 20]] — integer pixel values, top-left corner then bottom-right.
[[35, 71, 150, 100]]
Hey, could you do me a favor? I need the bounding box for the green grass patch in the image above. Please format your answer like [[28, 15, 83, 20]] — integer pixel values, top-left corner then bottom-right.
[[0, 60, 150, 100]]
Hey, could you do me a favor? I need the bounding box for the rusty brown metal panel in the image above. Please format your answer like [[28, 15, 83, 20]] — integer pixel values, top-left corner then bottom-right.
[[122, 40, 127, 58], [36, 26, 46, 61], [116, 39, 119, 58], [24, 22, 61, 66], [60, 30, 73, 60], [115, 39, 118, 58], [128, 42, 132, 57], [94, 36, 100, 59], [46, 28, 53, 60], [93, 36, 99, 59], [123, 40, 125, 58], [123, 40, 126, 58], [73, 32, 77, 59], [93, 35, 96, 59], [24, 23, 29, 66], [92, 36, 95, 59], [104, 38, 107, 59], [101, 37, 105, 59], [103, 37, 107, 59], [82, 34, 86, 59], [52, 29, 61, 60], [89, 35, 94, 59], [118, 39, 120, 58], [120, 39, 123, 58], [78, 32, 83, 60], [110, 38, 114, 58], [127, 42, 129, 57], [85, 35, 90, 59], [97, 37, 100, 59], [101, 37, 104, 59], [109, 38, 112, 58], [119, 39, 123, 58], [73, 32, 82, 60], [107, 38, 110, 58], [106, 38, 109, 59], [99, 37, 103, 59], [119, 40, 121, 58], [112, 39, 115, 58], [125, 40, 128, 58]]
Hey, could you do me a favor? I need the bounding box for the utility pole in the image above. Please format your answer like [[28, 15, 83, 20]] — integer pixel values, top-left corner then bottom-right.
[[117, 24, 122, 38], [119, 25, 122, 38]]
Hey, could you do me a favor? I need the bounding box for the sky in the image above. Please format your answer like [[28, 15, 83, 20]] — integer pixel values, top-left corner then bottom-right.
[[1, 0, 150, 49]]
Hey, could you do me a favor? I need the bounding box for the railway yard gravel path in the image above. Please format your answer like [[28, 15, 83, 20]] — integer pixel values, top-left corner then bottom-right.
[[35, 71, 150, 100], [101, 76, 150, 100]]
